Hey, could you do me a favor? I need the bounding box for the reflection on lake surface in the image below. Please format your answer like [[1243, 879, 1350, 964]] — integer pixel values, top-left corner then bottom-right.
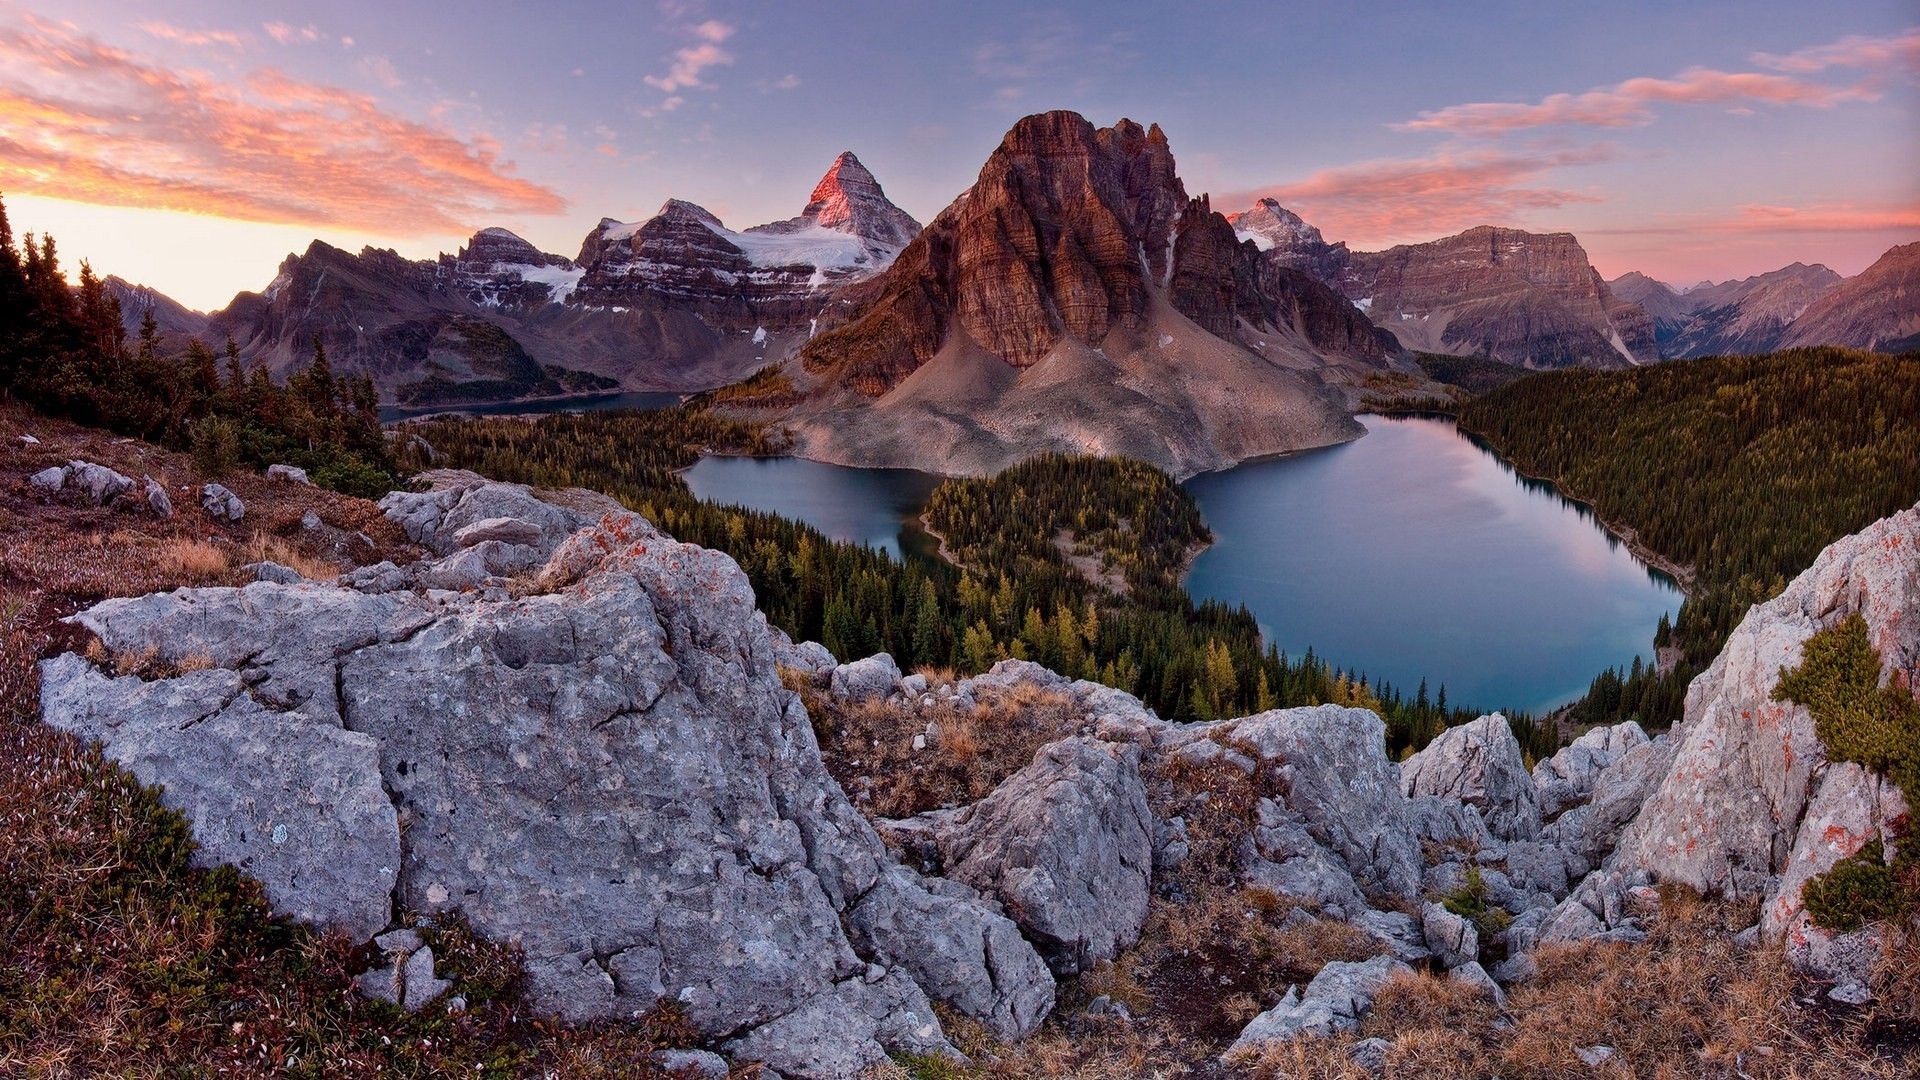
[[677, 414, 1680, 713], [683, 456, 942, 561], [1183, 415, 1681, 713]]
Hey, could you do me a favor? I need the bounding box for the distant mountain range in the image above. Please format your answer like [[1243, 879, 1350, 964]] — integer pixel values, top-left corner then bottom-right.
[[96, 111, 1915, 425]]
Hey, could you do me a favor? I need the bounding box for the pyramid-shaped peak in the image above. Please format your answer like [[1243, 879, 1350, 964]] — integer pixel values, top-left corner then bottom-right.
[[756, 151, 921, 254]]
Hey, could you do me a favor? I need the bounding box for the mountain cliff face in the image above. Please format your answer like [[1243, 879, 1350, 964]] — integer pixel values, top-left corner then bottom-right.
[[776, 111, 1389, 478], [1609, 251, 1918, 359], [206, 154, 921, 405], [1333, 226, 1657, 368], [1782, 243, 1920, 353]]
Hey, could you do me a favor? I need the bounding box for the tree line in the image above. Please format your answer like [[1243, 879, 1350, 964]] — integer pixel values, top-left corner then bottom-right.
[[402, 415, 1553, 758], [0, 192, 395, 495], [1459, 347, 1920, 728]]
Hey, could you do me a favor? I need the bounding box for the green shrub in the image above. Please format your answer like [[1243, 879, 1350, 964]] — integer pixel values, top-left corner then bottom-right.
[[1774, 614, 1920, 932]]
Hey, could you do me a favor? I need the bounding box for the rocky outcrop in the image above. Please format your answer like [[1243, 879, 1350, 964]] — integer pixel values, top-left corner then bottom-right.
[[1614, 502, 1918, 980], [1399, 714, 1542, 842], [1532, 720, 1650, 818], [39, 476, 1058, 1075], [200, 483, 245, 522], [887, 737, 1155, 975], [1210, 705, 1424, 899], [29, 459, 135, 505], [1225, 956, 1411, 1057]]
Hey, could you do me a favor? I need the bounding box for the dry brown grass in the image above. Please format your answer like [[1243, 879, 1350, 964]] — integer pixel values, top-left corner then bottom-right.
[[810, 680, 1087, 817], [1227, 887, 1919, 1080], [247, 532, 342, 580], [153, 536, 234, 581]]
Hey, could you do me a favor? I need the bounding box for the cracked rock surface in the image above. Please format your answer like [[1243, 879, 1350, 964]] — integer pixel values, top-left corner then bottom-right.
[[38, 471, 1052, 1076]]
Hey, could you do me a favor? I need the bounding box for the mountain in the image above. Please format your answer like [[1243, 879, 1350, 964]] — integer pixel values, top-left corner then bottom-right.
[[1226, 203, 1657, 369], [207, 153, 921, 406], [766, 111, 1395, 478], [1660, 262, 1841, 358], [1605, 271, 1694, 348], [1226, 198, 1352, 283], [1781, 243, 1920, 353], [102, 276, 207, 343], [1333, 226, 1656, 368]]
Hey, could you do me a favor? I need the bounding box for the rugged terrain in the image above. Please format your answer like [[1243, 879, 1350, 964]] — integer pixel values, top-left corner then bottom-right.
[[757, 111, 1393, 478], [1609, 263, 1843, 358], [8, 404, 1916, 1076], [1782, 243, 1920, 354]]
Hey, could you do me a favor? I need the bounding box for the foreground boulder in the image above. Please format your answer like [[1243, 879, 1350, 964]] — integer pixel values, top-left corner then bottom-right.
[[40, 475, 1057, 1075], [1225, 956, 1412, 1058], [1399, 713, 1541, 841], [200, 483, 244, 522], [886, 737, 1154, 975], [1613, 502, 1918, 983], [1211, 705, 1424, 899], [29, 459, 135, 505]]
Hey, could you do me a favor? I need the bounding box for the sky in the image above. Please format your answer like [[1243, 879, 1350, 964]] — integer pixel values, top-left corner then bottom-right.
[[0, 0, 1915, 311]]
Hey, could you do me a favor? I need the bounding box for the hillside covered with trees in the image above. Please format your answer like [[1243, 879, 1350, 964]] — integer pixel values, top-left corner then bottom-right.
[[1459, 347, 1920, 727], [0, 193, 394, 494]]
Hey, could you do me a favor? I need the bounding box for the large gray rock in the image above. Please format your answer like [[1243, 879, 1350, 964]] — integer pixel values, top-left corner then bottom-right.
[[1540, 737, 1674, 867], [29, 460, 134, 505], [1242, 798, 1370, 918], [829, 653, 902, 703], [1399, 714, 1541, 841], [38, 494, 1060, 1071], [1225, 956, 1412, 1058], [1210, 705, 1423, 899], [267, 463, 313, 486], [897, 737, 1154, 975], [143, 475, 173, 518], [40, 654, 399, 940], [1613, 503, 1918, 982], [28, 465, 66, 492], [1422, 900, 1479, 969], [377, 469, 616, 557], [845, 865, 1056, 1041], [1533, 721, 1650, 818], [200, 483, 245, 522]]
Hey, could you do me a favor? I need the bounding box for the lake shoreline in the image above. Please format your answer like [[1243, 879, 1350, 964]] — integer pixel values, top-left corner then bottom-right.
[[1454, 428, 1698, 595]]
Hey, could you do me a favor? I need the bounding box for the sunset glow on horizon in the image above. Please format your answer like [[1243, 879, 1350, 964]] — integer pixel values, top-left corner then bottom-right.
[[2, 0, 1915, 311]]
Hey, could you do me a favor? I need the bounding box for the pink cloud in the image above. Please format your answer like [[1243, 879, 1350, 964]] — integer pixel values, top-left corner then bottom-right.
[[1398, 67, 1877, 136], [1219, 146, 1616, 245], [0, 18, 564, 235], [1588, 201, 1920, 237], [138, 21, 247, 50], [645, 20, 736, 93], [1751, 27, 1920, 74]]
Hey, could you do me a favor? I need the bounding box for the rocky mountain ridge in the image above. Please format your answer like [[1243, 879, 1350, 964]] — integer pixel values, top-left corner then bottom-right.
[[204, 152, 921, 405], [1608, 262, 1846, 358], [35, 459, 1919, 1074]]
